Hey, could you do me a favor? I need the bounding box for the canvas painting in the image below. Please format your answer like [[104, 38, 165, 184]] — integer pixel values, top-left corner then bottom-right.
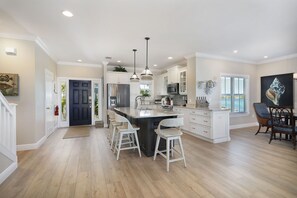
[[0, 73, 19, 96], [261, 73, 293, 107]]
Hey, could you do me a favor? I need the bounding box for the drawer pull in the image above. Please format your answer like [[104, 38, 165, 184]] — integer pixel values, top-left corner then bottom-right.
[[203, 120, 208, 123], [203, 131, 208, 133]]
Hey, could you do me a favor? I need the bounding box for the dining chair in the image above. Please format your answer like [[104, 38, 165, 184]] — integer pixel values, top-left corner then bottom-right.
[[153, 117, 186, 172], [114, 114, 141, 160], [253, 103, 272, 135], [269, 106, 296, 149]]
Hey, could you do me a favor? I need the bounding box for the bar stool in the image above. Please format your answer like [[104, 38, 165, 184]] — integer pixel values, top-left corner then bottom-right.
[[114, 114, 141, 160], [107, 110, 122, 149], [153, 117, 186, 172]]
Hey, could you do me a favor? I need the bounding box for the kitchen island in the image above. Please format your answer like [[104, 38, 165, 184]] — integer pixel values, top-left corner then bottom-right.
[[114, 107, 182, 157]]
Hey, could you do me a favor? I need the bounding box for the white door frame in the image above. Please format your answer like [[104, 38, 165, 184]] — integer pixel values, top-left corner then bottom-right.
[[45, 69, 55, 137], [57, 77, 102, 127]]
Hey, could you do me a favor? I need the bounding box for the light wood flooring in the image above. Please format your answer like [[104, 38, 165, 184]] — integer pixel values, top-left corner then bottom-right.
[[0, 126, 297, 198]]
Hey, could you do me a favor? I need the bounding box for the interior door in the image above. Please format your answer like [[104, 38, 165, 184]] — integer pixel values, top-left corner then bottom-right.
[[69, 80, 92, 126], [45, 69, 55, 136]]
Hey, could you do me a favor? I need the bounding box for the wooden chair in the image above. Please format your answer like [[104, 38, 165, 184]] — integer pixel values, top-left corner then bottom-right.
[[153, 118, 186, 172], [114, 114, 141, 160], [107, 110, 122, 149], [269, 106, 296, 149], [253, 103, 271, 135]]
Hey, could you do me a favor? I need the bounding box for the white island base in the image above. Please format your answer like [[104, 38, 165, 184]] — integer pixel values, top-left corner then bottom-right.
[[174, 107, 230, 143]]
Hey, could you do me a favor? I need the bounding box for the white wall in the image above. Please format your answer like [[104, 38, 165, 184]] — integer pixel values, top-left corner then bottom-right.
[[0, 37, 57, 145], [256, 57, 297, 111], [195, 57, 258, 126], [57, 64, 102, 78]]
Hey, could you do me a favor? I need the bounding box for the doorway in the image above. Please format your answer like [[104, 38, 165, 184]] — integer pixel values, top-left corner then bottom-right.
[[69, 80, 92, 126]]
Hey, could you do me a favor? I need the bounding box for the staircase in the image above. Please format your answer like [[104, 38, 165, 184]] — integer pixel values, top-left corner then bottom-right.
[[0, 92, 17, 185]]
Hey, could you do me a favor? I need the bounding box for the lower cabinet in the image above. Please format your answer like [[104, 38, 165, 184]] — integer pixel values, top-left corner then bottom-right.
[[174, 107, 230, 143]]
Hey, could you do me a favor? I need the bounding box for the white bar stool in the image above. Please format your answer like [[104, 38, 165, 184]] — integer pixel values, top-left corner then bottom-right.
[[153, 117, 186, 172], [114, 114, 141, 160]]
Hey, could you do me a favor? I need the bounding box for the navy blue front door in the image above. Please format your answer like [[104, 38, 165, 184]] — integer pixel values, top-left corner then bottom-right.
[[69, 80, 92, 126]]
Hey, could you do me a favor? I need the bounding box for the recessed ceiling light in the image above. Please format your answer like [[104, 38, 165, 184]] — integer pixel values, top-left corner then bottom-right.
[[77, 59, 82, 62], [117, 60, 121, 63], [153, 64, 158, 67], [233, 50, 238, 54], [264, 56, 268, 59], [168, 57, 173, 60], [62, 10, 73, 17]]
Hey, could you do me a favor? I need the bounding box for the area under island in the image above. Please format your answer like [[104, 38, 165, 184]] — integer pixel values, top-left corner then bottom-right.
[[114, 107, 183, 157]]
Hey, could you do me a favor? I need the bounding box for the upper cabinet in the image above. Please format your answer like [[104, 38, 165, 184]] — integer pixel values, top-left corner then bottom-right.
[[179, 69, 187, 95], [167, 66, 180, 84], [106, 72, 131, 84]]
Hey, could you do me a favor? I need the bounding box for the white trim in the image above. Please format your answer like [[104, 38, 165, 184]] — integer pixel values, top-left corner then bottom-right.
[[58, 61, 102, 68], [16, 136, 47, 151], [0, 162, 17, 185], [257, 53, 297, 64], [230, 122, 258, 130], [35, 37, 57, 62], [196, 53, 256, 64]]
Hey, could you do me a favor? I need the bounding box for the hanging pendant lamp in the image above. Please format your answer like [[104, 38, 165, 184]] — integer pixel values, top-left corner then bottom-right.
[[140, 37, 153, 81], [130, 49, 140, 82]]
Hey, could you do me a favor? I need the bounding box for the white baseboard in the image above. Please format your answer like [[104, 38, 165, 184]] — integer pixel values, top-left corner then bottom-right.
[[16, 136, 47, 151], [0, 162, 17, 185], [230, 122, 258, 130]]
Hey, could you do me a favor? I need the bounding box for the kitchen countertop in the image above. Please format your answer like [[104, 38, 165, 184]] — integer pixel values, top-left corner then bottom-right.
[[173, 105, 230, 111], [114, 107, 183, 118]]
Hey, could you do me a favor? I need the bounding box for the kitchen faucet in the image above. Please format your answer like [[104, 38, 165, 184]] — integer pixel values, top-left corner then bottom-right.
[[135, 95, 143, 109]]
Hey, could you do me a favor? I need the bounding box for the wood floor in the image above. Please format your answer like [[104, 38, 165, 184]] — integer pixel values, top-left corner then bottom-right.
[[1, 126, 297, 198]]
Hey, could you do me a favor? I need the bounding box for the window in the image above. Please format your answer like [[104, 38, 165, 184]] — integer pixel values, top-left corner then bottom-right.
[[140, 83, 151, 97], [220, 75, 248, 113]]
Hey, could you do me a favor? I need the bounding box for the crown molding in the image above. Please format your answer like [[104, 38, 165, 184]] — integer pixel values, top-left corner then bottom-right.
[[195, 52, 256, 64], [35, 37, 57, 62], [257, 53, 297, 65], [184, 52, 256, 64], [58, 61, 102, 68]]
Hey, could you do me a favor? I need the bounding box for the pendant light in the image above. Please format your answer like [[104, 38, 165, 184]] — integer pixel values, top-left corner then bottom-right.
[[130, 49, 140, 82], [140, 37, 153, 81]]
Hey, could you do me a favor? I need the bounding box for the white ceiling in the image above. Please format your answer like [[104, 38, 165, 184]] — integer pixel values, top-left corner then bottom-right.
[[1, 0, 297, 69]]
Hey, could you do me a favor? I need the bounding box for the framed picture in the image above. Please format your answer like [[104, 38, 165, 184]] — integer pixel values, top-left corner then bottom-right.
[[0, 73, 19, 96], [261, 73, 293, 107]]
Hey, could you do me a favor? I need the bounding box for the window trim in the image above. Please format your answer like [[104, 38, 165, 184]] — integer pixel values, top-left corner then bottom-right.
[[220, 73, 250, 115]]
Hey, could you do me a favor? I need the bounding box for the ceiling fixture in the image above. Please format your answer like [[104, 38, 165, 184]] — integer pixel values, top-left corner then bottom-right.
[[140, 37, 153, 81], [233, 50, 238, 54], [168, 57, 173, 60], [153, 64, 158, 67], [62, 10, 73, 17], [264, 56, 268, 59], [130, 49, 140, 82], [117, 60, 121, 63], [77, 59, 82, 62]]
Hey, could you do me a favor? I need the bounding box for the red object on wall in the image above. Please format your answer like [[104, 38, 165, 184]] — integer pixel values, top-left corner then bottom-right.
[[54, 105, 59, 116]]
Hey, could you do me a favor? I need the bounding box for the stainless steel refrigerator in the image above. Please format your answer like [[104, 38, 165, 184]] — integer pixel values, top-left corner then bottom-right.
[[107, 84, 130, 109]]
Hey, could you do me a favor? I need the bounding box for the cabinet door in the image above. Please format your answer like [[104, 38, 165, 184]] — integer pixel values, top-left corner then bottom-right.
[[167, 67, 179, 84], [106, 72, 119, 84], [179, 70, 187, 95]]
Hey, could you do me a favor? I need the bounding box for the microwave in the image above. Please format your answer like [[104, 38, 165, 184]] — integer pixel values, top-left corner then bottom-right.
[[167, 83, 179, 95]]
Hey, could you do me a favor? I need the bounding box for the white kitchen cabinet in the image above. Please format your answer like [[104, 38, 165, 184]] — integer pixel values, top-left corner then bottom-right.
[[154, 73, 168, 95], [179, 69, 187, 95], [106, 72, 131, 84], [175, 107, 230, 143], [167, 66, 180, 84], [174, 107, 190, 131]]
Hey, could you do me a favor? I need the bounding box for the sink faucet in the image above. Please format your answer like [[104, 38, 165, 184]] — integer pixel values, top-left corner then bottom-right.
[[135, 95, 143, 109]]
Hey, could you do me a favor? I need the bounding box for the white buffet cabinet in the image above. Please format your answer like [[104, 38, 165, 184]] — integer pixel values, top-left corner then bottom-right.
[[174, 107, 230, 143]]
